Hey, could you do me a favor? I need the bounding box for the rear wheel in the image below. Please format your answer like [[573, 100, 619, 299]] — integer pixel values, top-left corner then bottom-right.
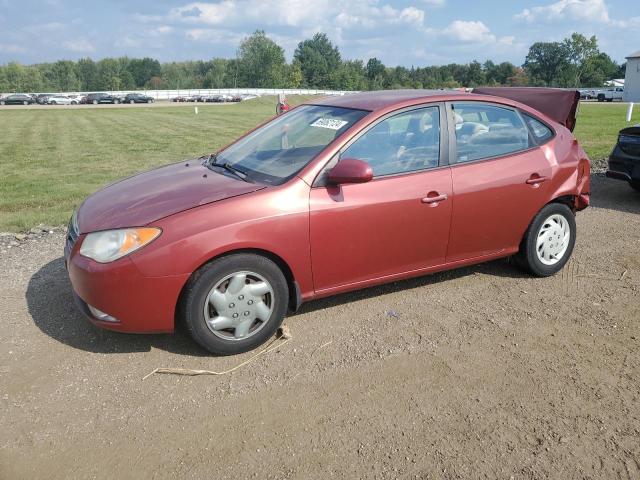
[[516, 203, 576, 277], [180, 254, 289, 355]]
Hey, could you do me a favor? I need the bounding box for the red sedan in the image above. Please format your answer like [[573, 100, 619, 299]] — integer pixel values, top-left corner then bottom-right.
[[65, 88, 590, 355]]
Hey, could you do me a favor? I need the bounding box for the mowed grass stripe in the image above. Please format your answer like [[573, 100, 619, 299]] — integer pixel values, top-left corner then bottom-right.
[[0, 98, 635, 231]]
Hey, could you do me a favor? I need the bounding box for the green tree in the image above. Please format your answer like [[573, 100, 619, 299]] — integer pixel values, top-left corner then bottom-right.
[[236, 30, 286, 88], [293, 33, 341, 88], [564, 33, 599, 86], [76, 58, 98, 91], [127, 57, 161, 88], [203, 58, 228, 88], [523, 41, 571, 86], [366, 57, 386, 89]]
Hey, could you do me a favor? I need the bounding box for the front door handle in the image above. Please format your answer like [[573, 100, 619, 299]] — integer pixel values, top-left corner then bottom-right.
[[526, 175, 548, 185], [421, 193, 448, 205]]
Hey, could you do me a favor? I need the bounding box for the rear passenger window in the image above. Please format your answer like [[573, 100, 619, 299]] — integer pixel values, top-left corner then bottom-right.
[[522, 113, 554, 144], [452, 103, 531, 163]]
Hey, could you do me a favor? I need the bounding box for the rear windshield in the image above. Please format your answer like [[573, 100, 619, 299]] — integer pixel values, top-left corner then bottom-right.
[[214, 105, 369, 185]]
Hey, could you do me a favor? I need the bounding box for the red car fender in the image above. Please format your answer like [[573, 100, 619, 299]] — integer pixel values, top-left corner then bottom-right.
[[131, 180, 315, 299]]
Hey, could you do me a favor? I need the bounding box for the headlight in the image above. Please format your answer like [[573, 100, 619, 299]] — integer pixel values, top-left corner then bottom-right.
[[80, 228, 161, 263]]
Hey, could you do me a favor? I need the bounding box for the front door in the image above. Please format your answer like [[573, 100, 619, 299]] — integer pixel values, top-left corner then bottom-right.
[[309, 105, 453, 294]]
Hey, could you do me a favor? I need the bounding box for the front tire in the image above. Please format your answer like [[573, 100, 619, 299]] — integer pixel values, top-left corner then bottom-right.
[[516, 203, 576, 277], [180, 254, 289, 355]]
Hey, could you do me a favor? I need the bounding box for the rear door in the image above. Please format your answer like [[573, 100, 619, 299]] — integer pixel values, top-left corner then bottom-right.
[[309, 104, 453, 293], [445, 101, 553, 262]]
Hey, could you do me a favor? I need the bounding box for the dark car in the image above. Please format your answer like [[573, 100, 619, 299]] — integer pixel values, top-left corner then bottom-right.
[[0, 94, 36, 105], [606, 125, 640, 191], [36, 94, 55, 105], [66, 88, 590, 356], [86, 93, 122, 105], [124, 93, 154, 104]]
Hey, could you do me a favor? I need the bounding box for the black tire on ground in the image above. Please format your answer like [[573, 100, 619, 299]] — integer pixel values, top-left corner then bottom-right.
[[597, 95, 605, 102], [630, 181, 640, 192], [179, 253, 289, 355], [515, 202, 576, 277], [50, 101, 56, 105]]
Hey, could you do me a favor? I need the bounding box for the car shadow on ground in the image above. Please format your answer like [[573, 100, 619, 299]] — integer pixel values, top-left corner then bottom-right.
[[590, 174, 640, 214], [27, 255, 526, 355], [26, 257, 208, 356], [293, 257, 527, 316]]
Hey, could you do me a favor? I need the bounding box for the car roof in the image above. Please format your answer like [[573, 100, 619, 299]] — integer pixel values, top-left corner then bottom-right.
[[307, 89, 467, 111]]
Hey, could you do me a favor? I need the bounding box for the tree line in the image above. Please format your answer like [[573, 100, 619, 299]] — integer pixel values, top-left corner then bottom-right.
[[0, 31, 625, 94]]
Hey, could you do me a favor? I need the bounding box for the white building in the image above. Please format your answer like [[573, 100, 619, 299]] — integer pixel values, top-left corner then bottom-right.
[[623, 50, 640, 102]]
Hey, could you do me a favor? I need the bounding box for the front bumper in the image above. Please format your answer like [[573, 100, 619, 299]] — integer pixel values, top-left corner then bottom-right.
[[64, 229, 189, 333]]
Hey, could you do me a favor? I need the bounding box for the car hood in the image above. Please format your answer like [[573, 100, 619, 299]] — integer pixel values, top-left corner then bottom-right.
[[77, 160, 265, 233]]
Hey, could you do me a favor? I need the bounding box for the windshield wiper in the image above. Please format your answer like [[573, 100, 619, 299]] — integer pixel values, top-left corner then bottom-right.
[[205, 154, 252, 182]]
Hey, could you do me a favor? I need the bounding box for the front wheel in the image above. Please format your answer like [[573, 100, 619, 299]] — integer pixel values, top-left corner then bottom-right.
[[180, 254, 289, 355], [516, 203, 576, 277]]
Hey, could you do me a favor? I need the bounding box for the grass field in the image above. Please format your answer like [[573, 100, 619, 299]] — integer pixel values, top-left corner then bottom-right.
[[0, 98, 638, 231]]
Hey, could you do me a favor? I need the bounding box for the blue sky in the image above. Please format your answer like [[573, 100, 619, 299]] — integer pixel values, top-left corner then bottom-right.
[[0, 0, 638, 67]]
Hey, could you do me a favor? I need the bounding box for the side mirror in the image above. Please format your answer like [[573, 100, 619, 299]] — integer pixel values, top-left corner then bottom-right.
[[327, 159, 373, 185]]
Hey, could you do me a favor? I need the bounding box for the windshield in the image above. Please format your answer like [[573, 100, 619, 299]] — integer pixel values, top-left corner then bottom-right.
[[214, 105, 369, 185]]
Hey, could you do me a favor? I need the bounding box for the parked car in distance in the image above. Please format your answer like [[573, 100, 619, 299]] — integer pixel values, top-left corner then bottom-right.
[[124, 93, 154, 104], [85, 93, 122, 105], [606, 124, 640, 191], [597, 87, 624, 102], [578, 88, 597, 100], [65, 88, 590, 355], [47, 95, 78, 105], [0, 94, 36, 105], [36, 93, 55, 104]]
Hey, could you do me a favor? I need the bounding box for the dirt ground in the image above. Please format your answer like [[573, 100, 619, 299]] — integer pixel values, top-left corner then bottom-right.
[[1, 174, 638, 480]]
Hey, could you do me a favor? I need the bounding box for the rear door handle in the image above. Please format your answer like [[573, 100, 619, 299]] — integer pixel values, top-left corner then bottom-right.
[[421, 193, 448, 204], [526, 175, 548, 185]]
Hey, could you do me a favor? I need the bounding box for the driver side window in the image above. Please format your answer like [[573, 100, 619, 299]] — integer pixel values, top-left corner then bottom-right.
[[341, 106, 440, 177]]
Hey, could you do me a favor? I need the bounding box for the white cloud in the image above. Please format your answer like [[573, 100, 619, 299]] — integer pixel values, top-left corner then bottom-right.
[[514, 0, 610, 23], [168, 0, 426, 29], [443, 20, 496, 43], [62, 38, 95, 53]]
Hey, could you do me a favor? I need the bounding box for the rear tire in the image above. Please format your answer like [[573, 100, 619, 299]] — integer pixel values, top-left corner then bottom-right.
[[180, 254, 289, 355], [515, 203, 576, 277]]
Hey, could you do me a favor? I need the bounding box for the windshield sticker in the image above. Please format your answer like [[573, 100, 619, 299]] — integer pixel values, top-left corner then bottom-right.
[[310, 118, 349, 130]]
